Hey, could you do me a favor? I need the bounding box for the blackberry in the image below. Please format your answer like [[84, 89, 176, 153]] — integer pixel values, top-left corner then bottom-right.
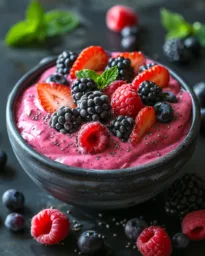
[[109, 116, 134, 142], [106, 56, 134, 82], [50, 106, 82, 134], [71, 78, 98, 103], [45, 73, 69, 86], [138, 63, 156, 73], [184, 36, 201, 55], [56, 51, 78, 75], [165, 173, 205, 218], [78, 91, 111, 122], [138, 81, 163, 106], [163, 39, 192, 63]]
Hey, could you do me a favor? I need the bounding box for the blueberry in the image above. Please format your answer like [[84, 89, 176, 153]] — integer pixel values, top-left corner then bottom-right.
[[121, 36, 137, 51], [78, 230, 104, 254], [4, 213, 25, 232], [163, 92, 177, 103], [125, 218, 148, 241], [184, 37, 201, 55], [121, 26, 139, 38], [172, 233, 189, 249], [45, 73, 69, 85], [201, 108, 205, 131], [0, 150, 7, 170], [193, 82, 205, 108], [2, 189, 25, 211], [154, 102, 174, 123]]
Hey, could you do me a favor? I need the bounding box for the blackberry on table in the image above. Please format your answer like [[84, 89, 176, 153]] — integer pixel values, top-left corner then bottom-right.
[[109, 116, 134, 142], [138, 81, 163, 106], [45, 73, 69, 86], [56, 51, 78, 75], [163, 39, 192, 63], [138, 63, 156, 73], [50, 106, 82, 134], [71, 78, 98, 103], [106, 56, 134, 82], [78, 91, 111, 122], [165, 173, 205, 218]]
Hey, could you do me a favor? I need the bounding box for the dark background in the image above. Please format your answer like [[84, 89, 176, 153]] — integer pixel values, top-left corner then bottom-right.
[[0, 0, 205, 255]]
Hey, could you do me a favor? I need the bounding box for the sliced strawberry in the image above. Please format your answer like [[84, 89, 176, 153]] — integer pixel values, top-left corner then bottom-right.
[[132, 65, 170, 89], [114, 51, 145, 73], [70, 46, 109, 79], [130, 106, 156, 145], [37, 83, 76, 113]]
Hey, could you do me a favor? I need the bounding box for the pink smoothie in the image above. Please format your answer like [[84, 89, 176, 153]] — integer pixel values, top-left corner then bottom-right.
[[15, 63, 192, 170]]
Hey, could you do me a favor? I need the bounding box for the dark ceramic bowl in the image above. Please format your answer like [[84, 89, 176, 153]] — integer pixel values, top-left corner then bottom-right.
[[6, 56, 200, 209]]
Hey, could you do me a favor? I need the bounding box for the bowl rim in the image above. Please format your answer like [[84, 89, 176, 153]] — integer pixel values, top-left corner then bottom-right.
[[6, 56, 200, 178]]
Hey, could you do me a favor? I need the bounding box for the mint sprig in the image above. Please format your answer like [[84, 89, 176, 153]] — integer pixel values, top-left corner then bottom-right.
[[5, 0, 79, 47], [160, 8, 205, 46], [76, 66, 119, 90]]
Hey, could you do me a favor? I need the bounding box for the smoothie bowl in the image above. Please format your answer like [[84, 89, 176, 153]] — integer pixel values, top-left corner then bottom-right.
[[6, 46, 200, 209]]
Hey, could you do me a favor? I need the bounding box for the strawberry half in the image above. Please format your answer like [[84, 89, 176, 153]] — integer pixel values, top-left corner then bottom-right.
[[132, 65, 170, 89], [130, 106, 156, 145], [37, 83, 76, 113], [114, 51, 145, 73], [70, 46, 109, 79]]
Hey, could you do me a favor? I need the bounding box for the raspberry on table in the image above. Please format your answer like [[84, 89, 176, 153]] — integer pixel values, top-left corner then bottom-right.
[[78, 91, 111, 122], [137, 226, 172, 256], [138, 63, 156, 73], [138, 80, 163, 106], [182, 210, 205, 241], [31, 209, 70, 245], [78, 122, 109, 154], [111, 84, 143, 117], [50, 106, 82, 134], [56, 51, 78, 75], [109, 115, 134, 142], [106, 57, 134, 82], [71, 78, 98, 103]]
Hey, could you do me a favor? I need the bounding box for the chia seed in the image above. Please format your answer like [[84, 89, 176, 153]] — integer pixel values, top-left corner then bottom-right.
[[98, 213, 103, 218], [106, 224, 110, 229], [113, 233, 118, 237], [116, 222, 120, 226]]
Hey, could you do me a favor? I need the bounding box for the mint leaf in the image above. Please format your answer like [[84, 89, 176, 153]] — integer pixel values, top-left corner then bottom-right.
[[193, 22, 205, 47], [161, 8, 186, 31], [97, 66, 119, 89], [76, 69, 99, 82], [166, 23, 193, 40], [26, 0, 44, 22], [45, 10, 79, 37]]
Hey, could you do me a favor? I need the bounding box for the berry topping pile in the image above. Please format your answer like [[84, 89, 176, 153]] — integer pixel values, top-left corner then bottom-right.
[[35, 46, 182, 155]]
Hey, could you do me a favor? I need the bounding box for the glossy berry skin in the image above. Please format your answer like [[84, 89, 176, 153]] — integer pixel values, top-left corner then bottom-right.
[[137, 226, 172, 256], [4, 213, 25, 232], [154, 102, 173, 123], [163, 91, 177, 103], [2, 189, 25, 211], [0, 150, 7, 170], [121, 36, 137, 51], [45, 73, 69, 86], [172, 233, 189, 249], [56, 51, 78, 75], [184, 37, 201, 55], [78, 230, 104, 255], [193, 82, 205, 107], [121, 26, 139, 37], [125, 218, 148, 241]]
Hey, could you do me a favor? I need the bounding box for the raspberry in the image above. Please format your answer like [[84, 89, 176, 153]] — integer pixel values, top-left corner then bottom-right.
[[111, 84, 143, 117], [106, 5, 138, 32], [102, 80, 126, 100], [31, 209, 70, 245], [137, 226, 172, 256], [182, 210, 205, 240], [78, 122, 109, 154]]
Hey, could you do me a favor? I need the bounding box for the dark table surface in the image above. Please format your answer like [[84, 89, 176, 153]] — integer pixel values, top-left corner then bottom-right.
[[1, 0, 205, 255]]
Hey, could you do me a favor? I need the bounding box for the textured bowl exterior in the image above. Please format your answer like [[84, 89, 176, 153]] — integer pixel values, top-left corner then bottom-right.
[[6, 57, 200, 209]]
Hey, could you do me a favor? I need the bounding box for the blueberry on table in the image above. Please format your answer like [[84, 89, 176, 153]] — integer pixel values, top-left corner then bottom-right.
[[154, 102, 174, 123], [121, 26, 139, 38], [4, 213, 25, 232], [78, 230, 104, 254], [193, 82, 205, 108], [125, 218, 148, 241], [0, 149, 7, 170], [172, 233, 189, 249], [2, 189, 25, 211], [45, 73, 69, 86], [184, 37, 201, 55]]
